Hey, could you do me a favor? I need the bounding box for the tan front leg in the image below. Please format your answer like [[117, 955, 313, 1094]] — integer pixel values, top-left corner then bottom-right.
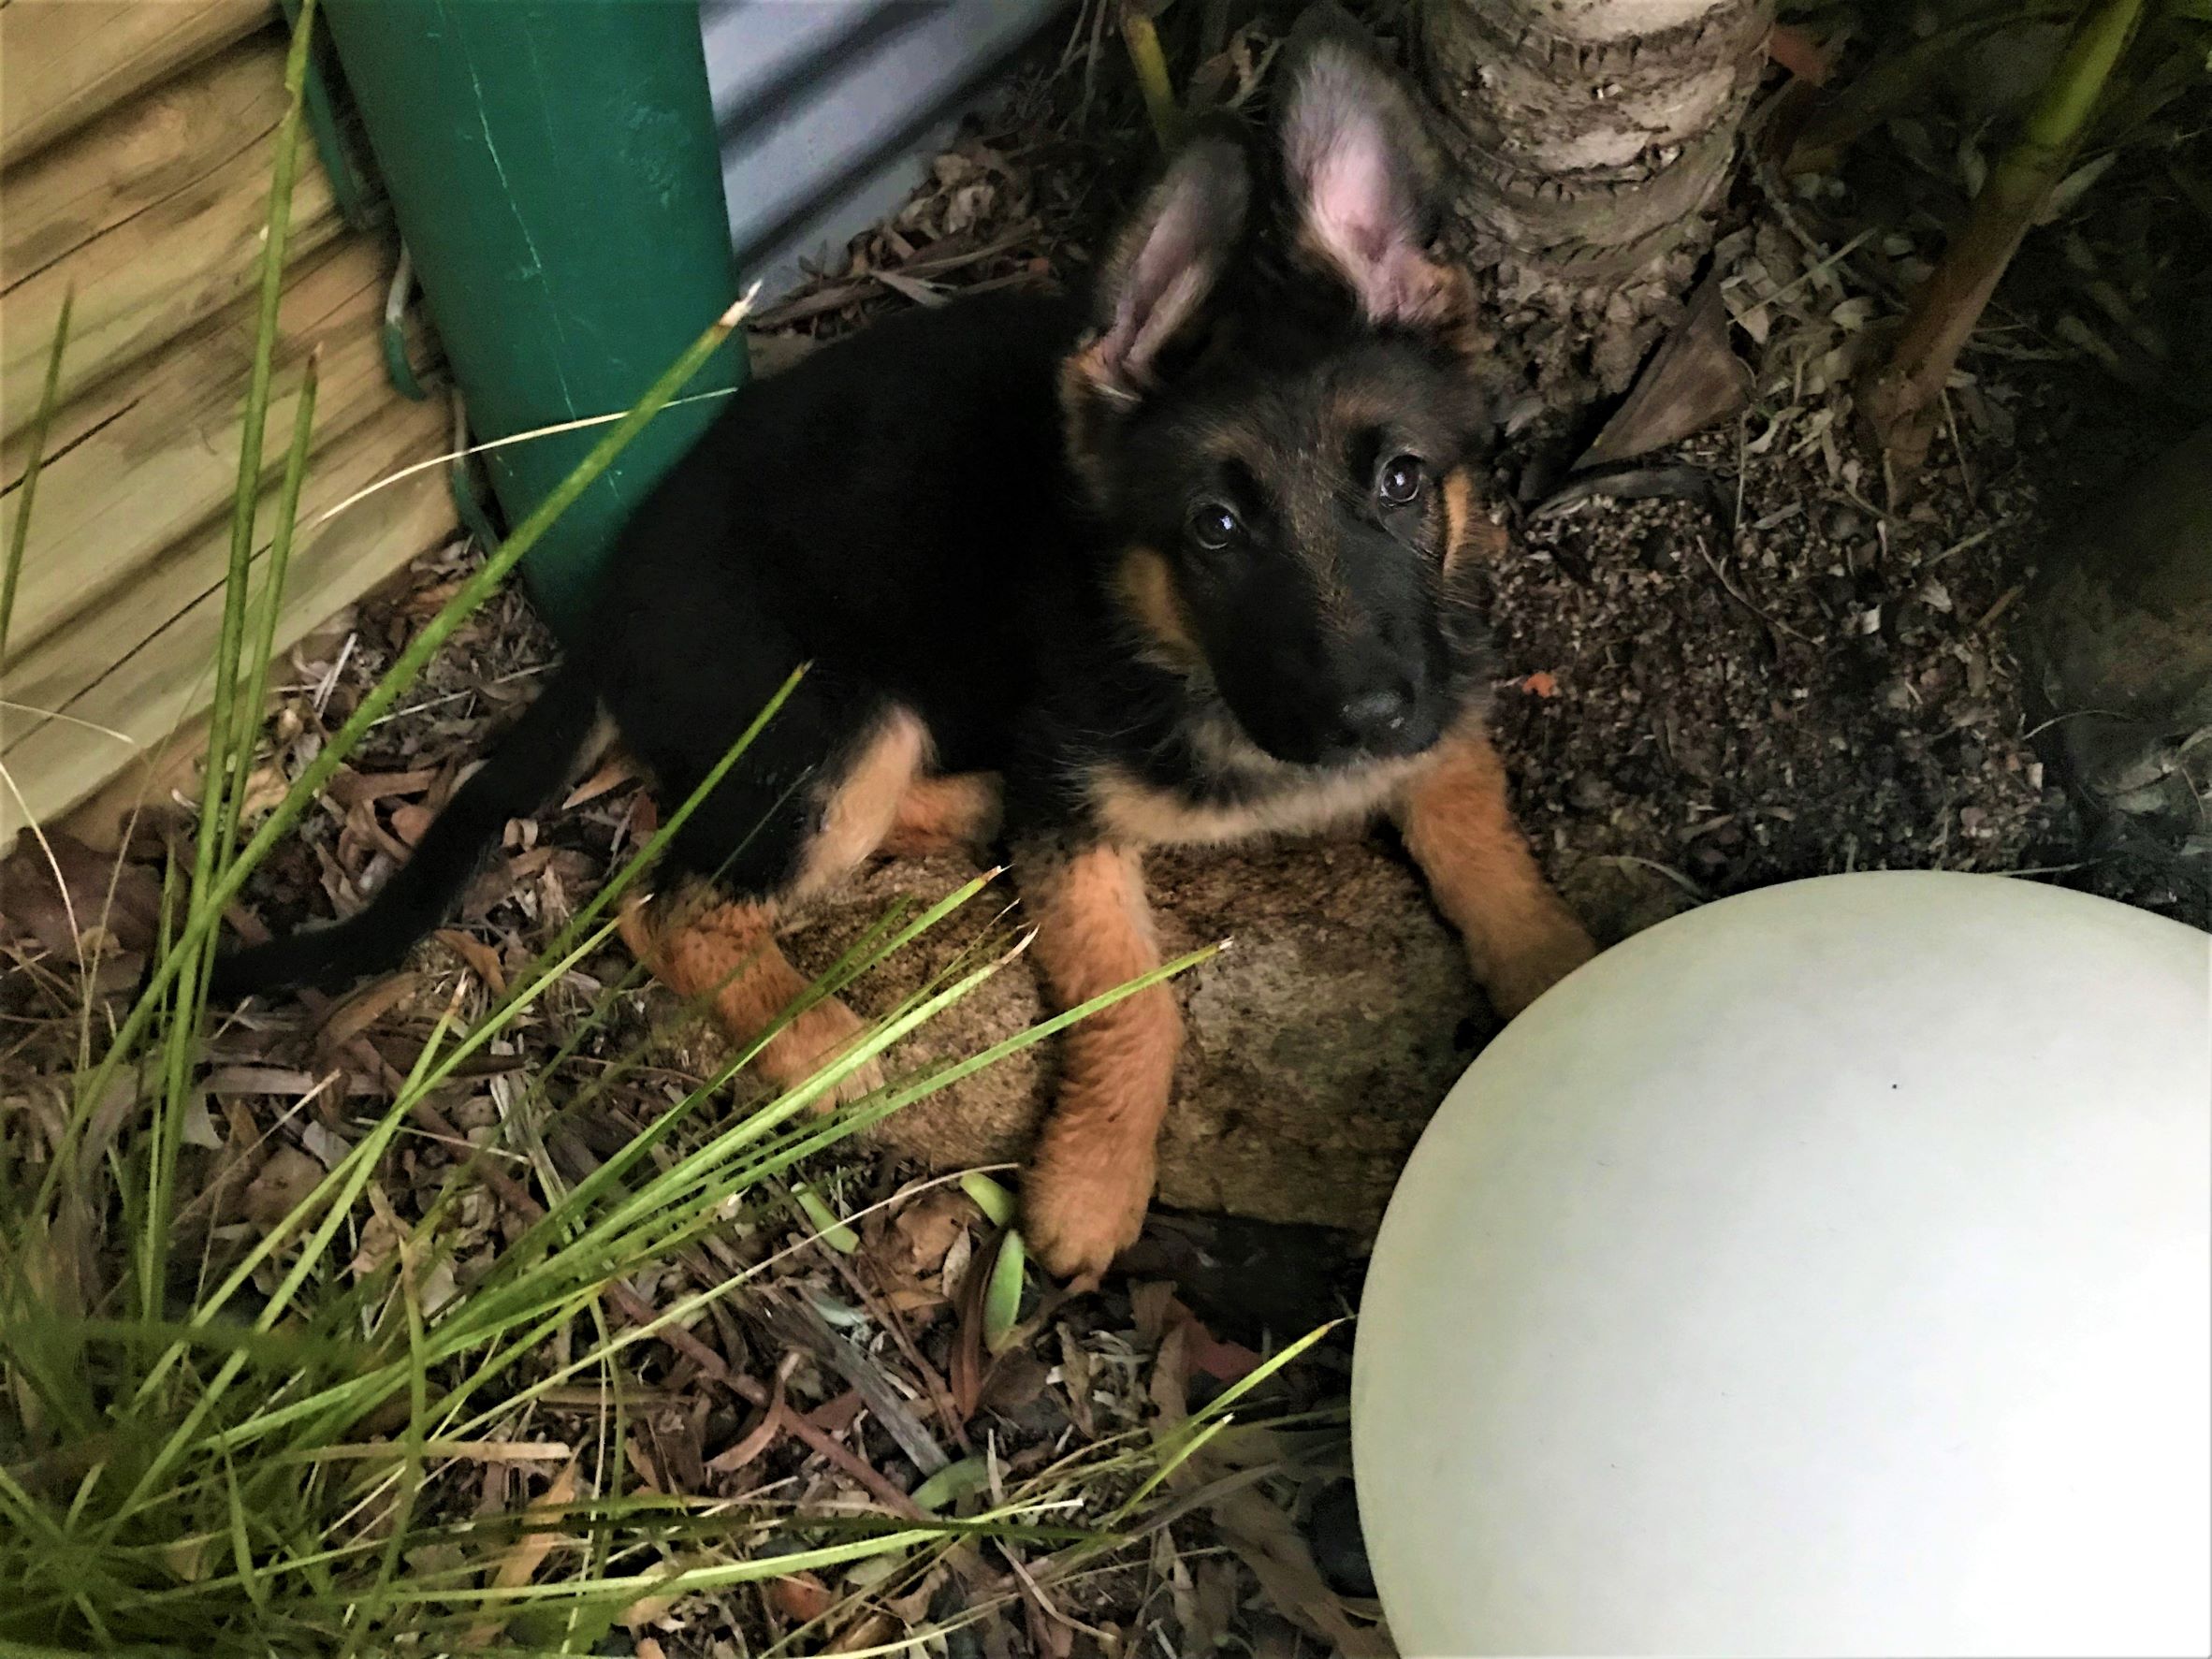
[[1396, 726, 1595, 1018], [619, 888, 881, 1105], [1016, 843, 1182, 1285]]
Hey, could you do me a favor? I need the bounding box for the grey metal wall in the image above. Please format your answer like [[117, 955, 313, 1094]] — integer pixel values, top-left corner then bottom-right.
[[702, 0, 1067, 301]]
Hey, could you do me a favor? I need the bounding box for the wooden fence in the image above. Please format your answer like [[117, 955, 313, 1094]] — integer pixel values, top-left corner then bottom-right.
[[2, 0, 457, 840]]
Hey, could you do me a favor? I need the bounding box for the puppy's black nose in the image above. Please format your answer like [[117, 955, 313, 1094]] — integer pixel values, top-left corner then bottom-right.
[[1338, 686, 1413, 750]]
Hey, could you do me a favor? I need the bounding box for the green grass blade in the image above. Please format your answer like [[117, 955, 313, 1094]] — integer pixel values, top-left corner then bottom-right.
[[1, 288, 71, 664], [983, 1229, 1026, 1353], [959, 1171, 1016, 1227], [216, 349, 321, 860], [192, 0, 320, 887], [62, 282, 762, 1196]]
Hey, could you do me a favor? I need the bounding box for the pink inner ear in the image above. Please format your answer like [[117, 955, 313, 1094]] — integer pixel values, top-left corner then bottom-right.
[[1310, 127, 1402, 270], [1099, 199, 1207, 383], [1304, 120, 1443, 326]]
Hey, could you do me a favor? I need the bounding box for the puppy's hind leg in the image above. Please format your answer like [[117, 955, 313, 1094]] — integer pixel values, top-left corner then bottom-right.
[[627, 706, 935, 1105], [620, 887, 880, 1106]]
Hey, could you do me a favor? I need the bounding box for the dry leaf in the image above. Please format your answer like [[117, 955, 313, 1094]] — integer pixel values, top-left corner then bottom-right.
[[435, 929, 508, 996], [1577, 269, 1751, 469], [241, 1146, 326, 1230], [1149, 1322, 1190, 1426], [464, 1461, 580, 1647], [0, 828, 167, 959], [771, 1572, 834, 1623], [1766, 22, 1831, 84], [506, 846, 556, 882], [235, 761, 296, 824], [390, 804, 436, 847], [181, 1095, 224, 1151], [939, 1227, 975, 1302], [888, 1188, 978, 1277], [1210, 1481, 1396, 1658], [1130, 1280, 1180, 1346], [621, 1588, 681, 1633], [342, 798, 411, 866], [826, 1611, 898, 1653], [351, 1206, 404, 1281], [315, 974, 421, 1054], [204, 1066, 324, 1098], [330, 766, 439, 808], [562, 755, 640, 810], [298, 1120, 352, 1169]]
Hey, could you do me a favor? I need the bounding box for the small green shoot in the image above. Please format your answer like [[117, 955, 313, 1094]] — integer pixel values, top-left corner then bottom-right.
[[960, 1171, 1018, 1227], [910, 1454, 993, 1515], [983, 1228, 1028, 1355], [792, 1180, 861, 1254]]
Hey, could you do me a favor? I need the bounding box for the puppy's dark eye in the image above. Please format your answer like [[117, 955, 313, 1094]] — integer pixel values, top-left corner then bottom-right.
[[1191, 503, 1243, 550], [1377, 454, 1425, 506]]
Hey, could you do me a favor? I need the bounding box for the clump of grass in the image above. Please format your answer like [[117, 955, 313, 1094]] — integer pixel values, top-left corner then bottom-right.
[[0, 4, 1283, 1649]]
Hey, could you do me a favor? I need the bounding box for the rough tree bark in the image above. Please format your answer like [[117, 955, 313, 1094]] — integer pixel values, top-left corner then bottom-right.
[[1420, 0, 1776, 400]]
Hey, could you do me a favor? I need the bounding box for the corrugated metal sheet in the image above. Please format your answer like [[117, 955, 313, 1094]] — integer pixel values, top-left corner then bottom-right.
[[702, 0, 1067, 299]]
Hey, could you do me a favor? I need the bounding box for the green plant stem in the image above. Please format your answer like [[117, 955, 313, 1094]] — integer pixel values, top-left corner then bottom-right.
[[1863, 0, 2147, 491], [138, 0, 319, 1317], [193, 0, 318, 880], [217, 351, 321, 859], [1120, 1, 1182, 150], [1786, 2, 2084, 172], [137, 350, 314, 1303]]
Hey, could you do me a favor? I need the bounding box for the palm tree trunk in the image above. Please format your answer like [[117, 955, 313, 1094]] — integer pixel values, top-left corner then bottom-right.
[[1422, 0, 1775, 398]]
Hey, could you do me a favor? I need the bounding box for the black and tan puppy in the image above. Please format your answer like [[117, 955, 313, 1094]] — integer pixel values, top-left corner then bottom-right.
[[214, 36, 1595, 1280]]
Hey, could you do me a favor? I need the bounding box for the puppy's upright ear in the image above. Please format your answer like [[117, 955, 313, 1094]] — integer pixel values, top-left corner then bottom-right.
[[1278, 23, 1465, 333], [1069, 129, 1251, 407]]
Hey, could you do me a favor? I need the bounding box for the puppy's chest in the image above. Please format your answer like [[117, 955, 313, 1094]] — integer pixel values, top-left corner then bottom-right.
[[1083, 754, 1419, 849]]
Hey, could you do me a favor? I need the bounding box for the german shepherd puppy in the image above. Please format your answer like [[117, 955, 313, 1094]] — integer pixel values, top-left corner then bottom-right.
[[213, 33, 1594, 1281]]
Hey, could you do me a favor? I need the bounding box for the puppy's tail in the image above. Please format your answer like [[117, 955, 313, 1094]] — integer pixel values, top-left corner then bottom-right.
[[209, 668, 601, 1000]]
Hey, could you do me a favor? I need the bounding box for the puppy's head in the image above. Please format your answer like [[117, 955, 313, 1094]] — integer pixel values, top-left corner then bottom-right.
[[1062, 34, 1496, 770]]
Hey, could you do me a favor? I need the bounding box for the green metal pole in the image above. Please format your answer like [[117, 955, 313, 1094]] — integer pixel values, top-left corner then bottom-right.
[[319, 0, 746, 638]]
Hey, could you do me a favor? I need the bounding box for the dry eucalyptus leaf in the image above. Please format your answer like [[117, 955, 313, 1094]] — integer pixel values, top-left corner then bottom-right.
[[889, 1188, 978, 1276], [351, 1207, 404, 1281], [316, 974, 422, 1055], [1577, 271, 1750, 469], [434, 929, 507, 996], [241, 1147, 326, 1230], [0, 829, 167, 959]]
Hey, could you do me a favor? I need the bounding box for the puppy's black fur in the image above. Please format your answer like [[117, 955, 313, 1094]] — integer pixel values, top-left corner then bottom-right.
[[215, 39, 1495, 1000], [210, 29, 1597, 1280]]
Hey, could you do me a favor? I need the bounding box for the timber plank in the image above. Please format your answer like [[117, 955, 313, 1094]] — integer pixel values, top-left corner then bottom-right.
[[0, 0, 272, 168], [3, 34, 342, 433], [1, 397, 457, 836], [2, 240, 428, 662]]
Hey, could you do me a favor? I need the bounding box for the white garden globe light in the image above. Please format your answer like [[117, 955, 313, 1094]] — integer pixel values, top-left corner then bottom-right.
[[1353, 871, 2210, 1658]]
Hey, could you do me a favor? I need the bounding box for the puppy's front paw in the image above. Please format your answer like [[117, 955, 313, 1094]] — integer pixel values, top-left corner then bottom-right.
[[1485, 910, 1597, 1019], [1022, 1136, 1156, 1286]]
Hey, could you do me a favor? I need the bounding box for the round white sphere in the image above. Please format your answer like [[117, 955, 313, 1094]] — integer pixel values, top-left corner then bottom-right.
[[1354, 871, 2210, 1658]]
